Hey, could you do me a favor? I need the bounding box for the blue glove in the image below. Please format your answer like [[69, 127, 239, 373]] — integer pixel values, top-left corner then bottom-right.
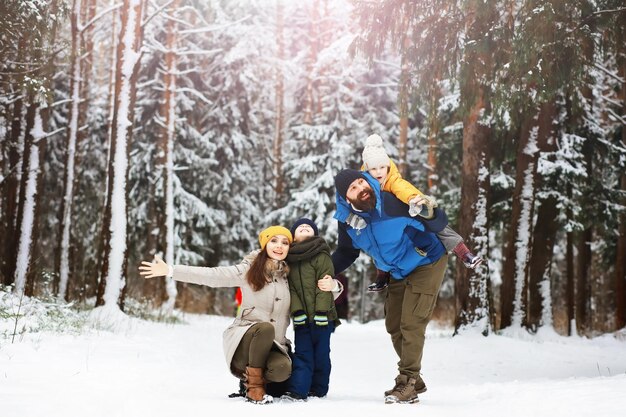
[[292, 310, 307, 326], [314, 311, 329, 326]]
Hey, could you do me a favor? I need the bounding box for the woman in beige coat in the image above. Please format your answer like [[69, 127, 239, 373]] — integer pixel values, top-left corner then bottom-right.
[[139, 225, 339, 404]]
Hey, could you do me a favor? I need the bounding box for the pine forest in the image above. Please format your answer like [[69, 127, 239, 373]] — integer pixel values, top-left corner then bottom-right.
[[1, 0, 625, 337]]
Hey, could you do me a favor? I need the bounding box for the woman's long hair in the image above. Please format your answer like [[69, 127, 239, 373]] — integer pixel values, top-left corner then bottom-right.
[[246, 250, 270, 292]]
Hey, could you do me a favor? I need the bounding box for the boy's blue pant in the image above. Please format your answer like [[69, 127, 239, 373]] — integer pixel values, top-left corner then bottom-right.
[[288, 321, 334, 397]]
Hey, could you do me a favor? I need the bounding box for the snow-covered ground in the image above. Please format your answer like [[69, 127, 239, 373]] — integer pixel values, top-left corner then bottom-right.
[[2, 310, 625, 417]]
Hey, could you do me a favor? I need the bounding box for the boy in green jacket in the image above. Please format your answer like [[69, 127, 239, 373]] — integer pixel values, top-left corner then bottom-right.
[[283, 218, 341, 401]]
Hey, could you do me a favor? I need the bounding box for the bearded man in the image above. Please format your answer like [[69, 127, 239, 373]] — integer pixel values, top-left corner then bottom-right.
[[330, 169, 449, 404]]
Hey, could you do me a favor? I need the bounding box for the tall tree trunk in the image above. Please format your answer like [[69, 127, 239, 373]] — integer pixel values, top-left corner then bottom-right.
[[272, 0, 285, 207], [18, 0, 59, 296], [1, 96, 23, 287], [454, 0, 494, 334], [526, 102, 559, 331], [24, 107, 50, 297], [425, 83, 440, 193], [303, 0, 319, 125], [455, 90, 492, 333], [56, 0, 83, 299], [574, 8, 596, 334], [615, 33, 626, 330], [396, 16, 411, 179], [146, 0, 180, 310], [526, 195, 558, 330], [144, 101, 161, 291], [94, 0, 119, 304], [144, 175, 162, 300], [1, 37, 27, 287], [97, 0, 144, 309], [14, 42, 57, 296], [500, 101, 556, 329], [68, 0, 98, 302], [566, 183, 575, 335], [617, 154, 626, 330], [14, 98, 40, 295], [575, 145, 593, 335], [397, 114, 409, 178], [397, 53, 409, 178], [315, 0, 329, 115], [500, 115, 532, 330]]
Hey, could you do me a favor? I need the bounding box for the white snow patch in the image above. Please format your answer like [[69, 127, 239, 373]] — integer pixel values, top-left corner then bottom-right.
[[2, 315, 625, 417]]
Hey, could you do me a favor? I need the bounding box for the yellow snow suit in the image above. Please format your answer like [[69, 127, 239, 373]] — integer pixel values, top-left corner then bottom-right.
[[362, 160, 424, 204]]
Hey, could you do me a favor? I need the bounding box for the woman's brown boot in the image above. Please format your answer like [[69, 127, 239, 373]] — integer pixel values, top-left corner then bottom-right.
[[244, 366, 272, 404]]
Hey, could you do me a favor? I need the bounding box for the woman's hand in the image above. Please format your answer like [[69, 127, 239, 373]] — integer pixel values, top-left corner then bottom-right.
[[139, 255, 169, 279], [317, 275, 338, 292]]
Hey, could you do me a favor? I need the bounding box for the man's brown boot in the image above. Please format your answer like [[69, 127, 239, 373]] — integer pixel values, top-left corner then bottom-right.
[[384, 374, 407, 397], [413, 374, 427, 394], [244, 366, 272, 404], [385, 376, 421, 404]]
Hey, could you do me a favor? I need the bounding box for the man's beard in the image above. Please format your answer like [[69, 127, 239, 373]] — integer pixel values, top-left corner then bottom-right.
[[349, 189, 377, 211]]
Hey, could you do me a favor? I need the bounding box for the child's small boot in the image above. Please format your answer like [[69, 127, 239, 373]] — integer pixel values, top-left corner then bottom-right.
[[462, 252, 483, 269], [453, 242, 483, 269], [368, 270, 390, 292], [281, 391, 307, 402]]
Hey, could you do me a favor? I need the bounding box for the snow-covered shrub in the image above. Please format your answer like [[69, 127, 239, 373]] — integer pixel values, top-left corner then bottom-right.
[[0, 286, 87, 342]]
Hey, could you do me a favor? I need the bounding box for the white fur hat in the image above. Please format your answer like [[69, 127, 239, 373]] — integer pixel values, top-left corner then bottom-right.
[[362, 134, 390, 169]]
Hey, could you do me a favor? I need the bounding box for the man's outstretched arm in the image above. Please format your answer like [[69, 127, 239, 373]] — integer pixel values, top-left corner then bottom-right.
[[331, 221, 360, 274], [382, 192, 448, 233]]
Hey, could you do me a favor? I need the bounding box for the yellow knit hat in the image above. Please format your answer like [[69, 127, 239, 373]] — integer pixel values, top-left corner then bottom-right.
[[258, 226, 293, 249]]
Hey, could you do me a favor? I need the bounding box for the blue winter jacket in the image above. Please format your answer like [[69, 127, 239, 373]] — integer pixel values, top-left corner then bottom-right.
[[331, 173, 447, 279]]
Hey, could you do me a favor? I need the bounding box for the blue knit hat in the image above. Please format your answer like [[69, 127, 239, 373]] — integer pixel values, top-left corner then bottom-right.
[[290, 218, 319, 237], [334, 169, 366, 199]]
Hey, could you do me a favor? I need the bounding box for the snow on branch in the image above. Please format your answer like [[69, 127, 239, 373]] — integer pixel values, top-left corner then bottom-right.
[[606, 108, 626, 125], [0, 165, 20, 185], [567, 7, 626, 33], [0, 66, 46, 76], [144, 35, 167, 54], [172, 68, 201, 76], [51, 98, 73, 108], [372, 58, 401, 70], [35, 127, 66, 142], [0, 46, 64, 76], [178, 15, 252, 35], [161, 14, 197, 28], [80, 3, 123, 33], [173, 48, 223, 56], [594, 63, 625, 84], [600, 95, 623, 108], [142, 0, 176, 29], [175, 87, 213, 105], [582, 7, 626, 21], [137, 81, 160, 92], [176, 5, 211, 27], [597, 137, 626, 154]]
